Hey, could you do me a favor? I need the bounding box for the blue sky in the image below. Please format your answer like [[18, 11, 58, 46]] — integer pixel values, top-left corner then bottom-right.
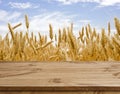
[[0, 0, 120, 36]]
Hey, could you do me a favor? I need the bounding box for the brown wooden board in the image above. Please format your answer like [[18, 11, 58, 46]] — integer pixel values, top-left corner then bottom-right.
[[0, 61, 120, 94]]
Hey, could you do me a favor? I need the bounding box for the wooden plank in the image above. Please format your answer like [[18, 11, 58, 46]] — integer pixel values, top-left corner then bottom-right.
[[0, 61, 120, 92], [0, 91, 120, 94]]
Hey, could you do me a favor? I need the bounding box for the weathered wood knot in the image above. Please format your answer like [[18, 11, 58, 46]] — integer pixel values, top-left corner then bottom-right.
[[113, 72, 120, 79], [48, 78, 62, 83]]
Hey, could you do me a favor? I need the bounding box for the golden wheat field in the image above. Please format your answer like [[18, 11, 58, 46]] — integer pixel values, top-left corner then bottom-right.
[[0, 15, 120, 61]]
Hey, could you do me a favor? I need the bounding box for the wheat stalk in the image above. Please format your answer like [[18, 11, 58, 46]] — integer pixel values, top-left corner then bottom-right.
[[108, 22, 111, 36], [25, 15, 29, 31], [12, 23, 22, 30], [114, 17, 120, 35], [8, 23, 15, 42], [1, 15, 120, 61], [49, 24, 53, 40]]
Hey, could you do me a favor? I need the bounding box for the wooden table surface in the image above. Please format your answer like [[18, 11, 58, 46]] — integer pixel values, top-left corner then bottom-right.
[[0, 61, 120, 93]]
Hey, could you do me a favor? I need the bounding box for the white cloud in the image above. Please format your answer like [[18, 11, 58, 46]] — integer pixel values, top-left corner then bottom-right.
[[0, 25, 9, 37], [8, 12, 21, 21], [100, 0, 120, 6], [0, 9, 22, 37], [52, 0, 120, 6], [0, 10, 91, 38], [78, 20, 91, 23], [0, 9, 21, 22], [0, 10, 8, 21], [29, 12, 74, 36], [0, 11, 76, 37], [28, 12, 91, 38], [55, 0, 99, 5], [9, 2, 32, 9]]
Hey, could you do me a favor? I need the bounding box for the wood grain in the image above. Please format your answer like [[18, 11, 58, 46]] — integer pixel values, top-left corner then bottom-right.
[[0, 91, 120, 94], [0, 61, 120, 93]]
